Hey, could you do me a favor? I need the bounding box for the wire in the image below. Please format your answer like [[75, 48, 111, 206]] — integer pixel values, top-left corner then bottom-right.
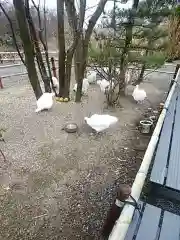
[[123, 195, 143, 217]]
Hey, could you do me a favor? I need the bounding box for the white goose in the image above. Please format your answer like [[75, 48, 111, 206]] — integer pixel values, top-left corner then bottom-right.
[[132, 85, 147, 103], [52, 77, 59, 89], [73, 78, 89, 95], [87, 71, 97, 84], [84, 114, 118, 132], [35, 92, 55, 113], [97, 79, 114, 93]]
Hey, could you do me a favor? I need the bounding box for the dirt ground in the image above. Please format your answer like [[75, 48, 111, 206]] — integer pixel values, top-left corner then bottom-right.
[[0, 74, 169, 240]]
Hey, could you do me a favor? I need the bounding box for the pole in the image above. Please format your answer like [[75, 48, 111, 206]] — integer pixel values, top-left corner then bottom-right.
[[51, 57, 57, 78], [0, 77, 3, 89]]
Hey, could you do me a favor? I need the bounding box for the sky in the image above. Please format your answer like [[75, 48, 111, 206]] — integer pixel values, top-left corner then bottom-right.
[[7, 0, 133, 24], [6, 0, 133, 10], [33, 0, 133, 12], [31, 0, 133, 22]]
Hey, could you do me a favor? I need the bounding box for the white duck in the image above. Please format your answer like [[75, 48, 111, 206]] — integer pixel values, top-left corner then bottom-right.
[[125, 70, 131, 84], [87, 71, 97, 84], [84, 114, 118, 132], [97, 79, 114, 93], [35, 92, 55, 113], [52, 76, 59, 89], [132, 85, 147, 103], [73, 78, 89, 95]]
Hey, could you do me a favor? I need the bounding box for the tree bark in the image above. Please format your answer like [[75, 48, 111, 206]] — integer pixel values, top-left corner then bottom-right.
[[64, 33, 79, 98], [74, 50, 79, 83], [137, 64, 145, 83], [75, 0, 108, 102], [75, 36, 84, 102], [119, 0, 140, 94], [168, 15, 180, 61], [135, 46, 148, 85], [13, 0, 42, 99], [31, 0, 56, 95], [24, 0, 51, 93], [57, 0, 66, 97], [0, 3, 25, 65]]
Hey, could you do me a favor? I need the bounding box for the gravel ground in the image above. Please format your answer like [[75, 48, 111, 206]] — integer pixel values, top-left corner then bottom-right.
[[0, 76, 168, 240]]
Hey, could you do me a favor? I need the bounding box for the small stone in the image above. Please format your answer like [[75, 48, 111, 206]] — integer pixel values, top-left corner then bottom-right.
[[3, 186, 10, 191]]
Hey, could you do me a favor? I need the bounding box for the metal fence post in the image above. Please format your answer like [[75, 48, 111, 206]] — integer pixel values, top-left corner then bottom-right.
[[51, 57, 57, 78], [0, 77, 3, 89]]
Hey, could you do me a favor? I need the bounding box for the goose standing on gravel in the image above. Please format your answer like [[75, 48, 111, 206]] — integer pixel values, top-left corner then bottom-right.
[[84, 114, 118, 132], [35, 92, 55, 113], [52, 77, 59, 89], [132, 85, 147, 103], [97, 79, 114, 93], [87, 71, 97, 84], [73, 78, 89, 95]]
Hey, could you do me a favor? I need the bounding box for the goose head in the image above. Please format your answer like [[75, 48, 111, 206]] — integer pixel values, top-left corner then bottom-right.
[[84, 117, 88, 122], [51, 92, 56, 97]]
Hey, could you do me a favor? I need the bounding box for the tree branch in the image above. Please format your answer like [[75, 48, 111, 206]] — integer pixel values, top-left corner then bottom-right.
[[85, 0, 108, 43], [25, 0, 52, 92], [0, 3, 25, 65], [57, 0, 66, 96], [65, 0, 78, 37], [79, 0, 86, 30], [31, 0, 43, 31], [31, 0, 39, 10], [32, 0, 56, 94]]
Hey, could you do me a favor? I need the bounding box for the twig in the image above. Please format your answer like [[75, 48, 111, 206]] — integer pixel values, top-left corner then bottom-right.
[[143, 66, 160, 78], [31, 0, 38, 9], [33, 213, 48, 219], [0, 149, 6, 162]]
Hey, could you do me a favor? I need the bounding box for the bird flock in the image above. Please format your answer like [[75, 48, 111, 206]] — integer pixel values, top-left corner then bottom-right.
[[35, 70, 147, 132]]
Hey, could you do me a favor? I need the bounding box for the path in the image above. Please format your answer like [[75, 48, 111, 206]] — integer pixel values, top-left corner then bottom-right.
[[0, 62, 177, 90]]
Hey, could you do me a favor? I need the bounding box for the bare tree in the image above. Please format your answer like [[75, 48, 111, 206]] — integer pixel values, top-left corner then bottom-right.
[[13, 0, 42, 99], [0, 2, 25, 64], [0, 1, 59, 52], [24, 0, 51, 93], [57, 0, 66, 97], [56, 0, 79, 98], [118, 0, 140, 94], [65, 0, 108, 102], [31, 0, 56, 95]]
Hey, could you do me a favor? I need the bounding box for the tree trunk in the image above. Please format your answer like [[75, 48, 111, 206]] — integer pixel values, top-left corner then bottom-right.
[[75, 39, 88, 102], [65, 0, 108, 102], [57, 0, 66, 97], [0, 3, 25, 66], [168, 16, 180, 61], [64, 52, 73, 98], [136, 64, 146, 84], [75, 39, 83, 102], [13, 0, 42, 99], [74, 50, 79, 83], [135, 47, 148, 85], [74, 24, 90, 102], [31, 0, 55, 95], [119, 0, 140, 94], [64, 31, 80, 98], [24, 0, 51, 93]]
